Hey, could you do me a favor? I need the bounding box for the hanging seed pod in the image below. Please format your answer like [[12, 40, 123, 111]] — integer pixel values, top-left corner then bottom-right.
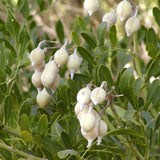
[[83, 0, 99, 16], [102, 10, 117, 31], [49, 74, 60, 92], [125, 9, 140, 36], [36, 88, 51, 108], [41, 60, 59, 88], [31, 70, 43, 89], [97, 119, 108, 145], [67, 48, 81, 79], [116, 0, 132, 22], [54, 39, 69, 67]]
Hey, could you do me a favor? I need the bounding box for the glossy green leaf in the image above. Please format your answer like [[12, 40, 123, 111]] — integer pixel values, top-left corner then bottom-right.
[[56, 20, 65, 44], [133, 78, 142, 96], [97, 22, 107, 45], [0, 42, 6, 72], [142, 111, 155, 129], [20, 130, 33, 144], [58, 149, 78, 159], [119, 67, 139, 110], [6, 9, 20, 43], [73, 73, 91, 83], [106, 128, 143, 137], [153, 7, 160, 27], [78, 16, 87, 31], [20, 113, 30, 131], [146, 43, 158, 59], [146, 28, 157, 47], [72, 31, 80, 45], [77, 46, 96, 65], [81, 31, 97, 49], [37, 114, 48, 135], [97, 65, 113, 88], [109, 25, 117, 46]]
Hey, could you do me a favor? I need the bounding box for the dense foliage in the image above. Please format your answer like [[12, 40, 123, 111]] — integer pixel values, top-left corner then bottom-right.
[[0, 0, 160, 159]]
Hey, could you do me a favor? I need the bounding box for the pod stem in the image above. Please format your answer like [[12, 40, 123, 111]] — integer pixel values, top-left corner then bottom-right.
[[38, 40, 60, 48], [43, 46, 61, 53], [62, 39, 69, 49]]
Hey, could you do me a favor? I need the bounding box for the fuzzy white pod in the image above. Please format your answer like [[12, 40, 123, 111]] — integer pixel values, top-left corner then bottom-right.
[[54, 39, 69, 67], [50, 74, 60, 92], [83, 0, 99, 16], [67, 48, 81, 79], [36, 88, 51, 108], [97, 119, 108, 145], [81, 113, 96, 132], [30, 47, 44, 66], [41, 60, 58, 88], [91, 87, 106, 105], [77, 87, 91, 111], [31, 70, 43, 89], [102, 10, 117, 31], [125, 10, 140, 36], [116, 0, 132, 22]]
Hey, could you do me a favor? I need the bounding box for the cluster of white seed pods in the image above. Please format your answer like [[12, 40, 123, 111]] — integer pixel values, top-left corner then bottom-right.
[[29, 40, 82, 108], [75, 82, 108, 148], [101, 0, 140, 36]]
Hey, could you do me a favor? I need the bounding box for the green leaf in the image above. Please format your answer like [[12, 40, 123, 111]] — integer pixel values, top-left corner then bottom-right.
[[153, 7, 160, 27], [133, 78, 142, 96], [109, 25, 117, 46], [73, 73, 91, 83], [6, 9, 20, 43], [37, 114, 48, 135], [78, 16, 87, 31], [0, 148, 12, 160], [20, 130, 33, 144], [33, 135, 42, 147], [0, 42, 6, 72], [97, 22, 107, 45], [155, 114, 160, 130], [81, 31, 97, 49], [97, 65, 113, 88], [146, 43, 158, 59], [142, 111, 155, 129], [61, 132, 72, 148], [72, 31, 80, 45], [56, 20, 65, 44], [119, 67, 139, 110], [106, 128, 143, 137], [77, 46, 96, 65], [20, 113, 30, 131], [58, 149, 78, 159], [19, 25, 30, 57], [146, 28, 157, 47], [20, 0, 29, 19], [37, 0, 46, 11]]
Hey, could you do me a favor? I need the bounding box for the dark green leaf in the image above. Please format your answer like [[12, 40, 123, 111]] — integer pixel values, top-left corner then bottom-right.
[[119, 67, 139, 110], [97, 65, 113, 88], [37, 0, 46, 11], [72, 31, 80, 45], [20, 113, 30, 131], [146, 28, 157, 47], [0, 148, 12, 160], [106, 128, 143, 137], [81, 31, 97, 49], [61, 132, 72, 148], [109, 25, 117, 46], [37, 114, 48, 135], [6, 9, 20, 43], [77, 46, 96, 65], [45, 87, 57, 103], [142, 111, 155, 129], [56, 20, 65, 44], [73, 73, 91, 83], [0, 42, 6, 72], [97, 22, 107, 45], [20, 0, 29, 19], [20, 130, 33, 144], [146, 43, 158, 59], [153, 7, 160, 27], [133, 78, 142, 96], [58, 149, 78, 159], [37, 107, 51, 122], [78, 16, 87, 31], [155, 114, 160, 130]]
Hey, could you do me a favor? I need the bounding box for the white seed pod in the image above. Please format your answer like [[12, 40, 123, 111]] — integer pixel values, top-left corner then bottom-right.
[[30, 47, 44, 66], [83, 0, 99, 16], [54, 39, 69, 67], [78, 105, 90, 120], [31, 70, 43, 89], [81, 113, 96, 132], [125, 12, 140, 36], [67, 48, 81, 79], [36, 88, 51, 108], [102, 10, 117, 31], [97, 119, 108, 145], [116, 0, 132, 22], [77, 87, 91, 111], [41, 60, 59, 88], [49, 74, 60, 92], [91, 87, 106, 105]]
